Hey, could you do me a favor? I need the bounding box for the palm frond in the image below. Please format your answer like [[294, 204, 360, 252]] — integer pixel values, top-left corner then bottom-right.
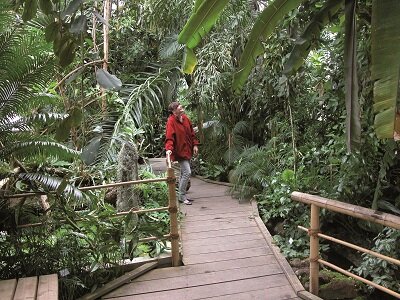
[[18, 173, 84, 201], [232, 0, 304, 92], [159, 34, 183, 59], [0, 114, 31, 138], [28, 112, 67, 125], [120, 70, 170, 127], [0, 141, 80, 161], [0, 0, 13, 33]]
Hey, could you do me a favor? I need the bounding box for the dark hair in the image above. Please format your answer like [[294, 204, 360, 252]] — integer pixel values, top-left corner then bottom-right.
[[168, 102, 180, 114]]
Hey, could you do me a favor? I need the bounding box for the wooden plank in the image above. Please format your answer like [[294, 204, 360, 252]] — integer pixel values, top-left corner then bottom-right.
[[78, 262, 158, 300], [181, 205, 252, 216], [254, 216, 307, 294], [184, 246, 272, 265], [183, 215, 255, 225], [0, 279, 17, 300], [183, 238, 267, 255], [104, 264, 284, 298], [181, 196, 244, 204], [198, 284, 298, 299], [181, 226, 260, 240], [104, 274, 289, 300], [37, 274, 58, 300], [183, 215, 254, 225], [183, 233, 265, 248], [181, 219, 258, 234], [13, 277, 38, 300], [183, 211, 254, 222], [135, 255, 278, 282]]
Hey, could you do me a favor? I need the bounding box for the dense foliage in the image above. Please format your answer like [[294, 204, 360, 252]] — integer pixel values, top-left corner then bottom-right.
[[0, 0, 399, 298]]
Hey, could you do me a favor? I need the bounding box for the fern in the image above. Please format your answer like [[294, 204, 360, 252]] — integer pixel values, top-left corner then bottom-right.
[[229, 145, 276, 199]]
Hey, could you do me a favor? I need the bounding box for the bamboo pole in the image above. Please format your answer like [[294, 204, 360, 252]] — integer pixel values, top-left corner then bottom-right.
[[139, 234, 170, 243], [309, 204, 320, 295], [80, 178, 168, 191], [3, 178, 168, 199], [291, 192, 400, 230], [16, 206, 169, 229], [167, 160, 180, 267], [319, 259, 400, 299], [298, 226, 400, 266]]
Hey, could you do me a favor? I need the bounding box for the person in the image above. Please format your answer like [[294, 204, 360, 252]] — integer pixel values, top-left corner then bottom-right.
[[165, 102, 199, 205]]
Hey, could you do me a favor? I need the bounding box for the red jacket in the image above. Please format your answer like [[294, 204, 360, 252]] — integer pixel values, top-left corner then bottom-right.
[[165, 114, 199, 161]]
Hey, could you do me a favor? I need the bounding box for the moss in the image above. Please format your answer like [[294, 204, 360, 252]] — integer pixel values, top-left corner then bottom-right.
[[320, 269, 354, 283]]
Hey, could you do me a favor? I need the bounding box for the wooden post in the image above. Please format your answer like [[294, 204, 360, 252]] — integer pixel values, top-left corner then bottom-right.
[[309, 204, 320, 295], [167, 167, 180, 267]]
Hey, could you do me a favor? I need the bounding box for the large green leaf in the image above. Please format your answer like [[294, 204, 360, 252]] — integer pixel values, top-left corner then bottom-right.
[[182, 47, 198, 74], [371, 0, 400, 139], [194, 0, 206, 12], [344, 0, 360, 152], [70, 14, 87, 34], [283, 0, 343, 75], [61, 0, 83, 19], [96, 69, 122, 91], [81, 136, 101, 165], [232, 0, 304, 93], [178, 0, 229, 49]]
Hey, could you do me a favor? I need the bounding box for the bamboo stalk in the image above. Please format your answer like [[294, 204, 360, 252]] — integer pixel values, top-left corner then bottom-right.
[[139, 234, 169, 243], [167, 167, 180, 267], [16, 207, 169, 229], [3, 178, 168, 199], [298, 226, 400, 266], [291, 192, 400, 230], [166, 153, 172, 169], [309, 204, 320, 295], [319, 259, 400, 299], [80, 178, 167, 191]]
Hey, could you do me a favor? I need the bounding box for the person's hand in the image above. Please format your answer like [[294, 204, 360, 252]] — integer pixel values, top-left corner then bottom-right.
[[193, 145, 198, 156]]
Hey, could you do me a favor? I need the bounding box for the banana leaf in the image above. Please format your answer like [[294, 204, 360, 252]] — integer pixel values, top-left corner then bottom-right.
[[182, 47, 198, 74], [283, 0, 343, 75], [344, 0, 360, 152], [232, 0, 304, 93], [371, 0, 400, 138], [178, 0, 229, 49]]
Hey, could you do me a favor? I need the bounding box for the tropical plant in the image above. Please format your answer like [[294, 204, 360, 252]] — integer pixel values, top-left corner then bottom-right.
[[179, 0, 400, 147], [0, 3, 82, 203]]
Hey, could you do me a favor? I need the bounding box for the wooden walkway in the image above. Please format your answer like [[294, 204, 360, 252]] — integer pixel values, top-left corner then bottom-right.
[[102, 159, 317, 300]]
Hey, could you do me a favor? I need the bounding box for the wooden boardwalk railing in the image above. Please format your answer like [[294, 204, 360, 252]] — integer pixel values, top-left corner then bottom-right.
[[291, 191, 400, 299], [101, 159, 319, 300]]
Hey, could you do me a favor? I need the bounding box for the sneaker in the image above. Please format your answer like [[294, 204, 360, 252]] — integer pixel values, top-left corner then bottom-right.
[[183, 199, 192, 205]]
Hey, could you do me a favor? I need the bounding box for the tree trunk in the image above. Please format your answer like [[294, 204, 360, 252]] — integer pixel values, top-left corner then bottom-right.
[[116, 143, 140, 212]]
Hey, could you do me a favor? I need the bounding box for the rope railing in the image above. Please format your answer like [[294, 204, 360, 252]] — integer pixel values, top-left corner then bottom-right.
[[9, 158, 181, 267], [291, 191, 400, 298]]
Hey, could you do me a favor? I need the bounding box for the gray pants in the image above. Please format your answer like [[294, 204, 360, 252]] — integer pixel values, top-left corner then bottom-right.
[[178, 160, 191, 201]]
